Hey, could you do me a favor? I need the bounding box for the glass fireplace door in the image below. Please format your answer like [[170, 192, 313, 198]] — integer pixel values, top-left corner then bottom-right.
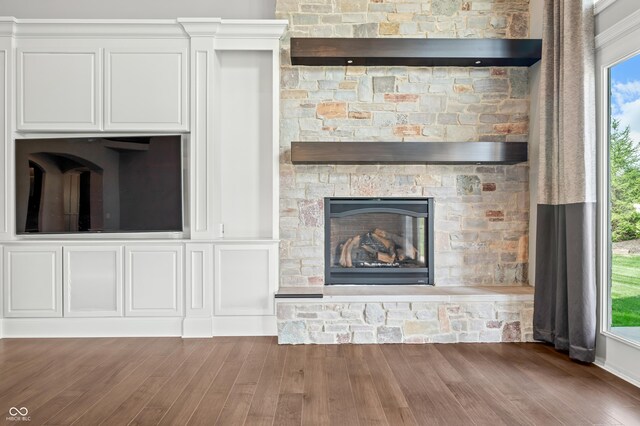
[[325, 198, 434, 285]]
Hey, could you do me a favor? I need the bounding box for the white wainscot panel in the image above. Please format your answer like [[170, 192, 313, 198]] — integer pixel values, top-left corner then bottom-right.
[[125, 245, 183, 317], [64, 246, 123, 317], [3, 246, 62, 317], [105, 46, 188, 131], [214, 243, 277, 316], [17, 49, 100, 131]]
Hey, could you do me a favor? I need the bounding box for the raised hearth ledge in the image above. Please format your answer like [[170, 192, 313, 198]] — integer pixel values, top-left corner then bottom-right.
[[276, 286, 534, 345], [275, 285, 533, 303]]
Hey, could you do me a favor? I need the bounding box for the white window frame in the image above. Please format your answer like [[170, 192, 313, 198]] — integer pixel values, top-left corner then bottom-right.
[[596, 12, 640, 351]]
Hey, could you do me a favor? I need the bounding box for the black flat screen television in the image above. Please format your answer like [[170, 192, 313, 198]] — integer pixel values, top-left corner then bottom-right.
[[15, 135, 183, 234]]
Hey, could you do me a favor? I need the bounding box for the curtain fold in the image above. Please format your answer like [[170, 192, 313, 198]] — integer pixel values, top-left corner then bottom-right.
[[534, 0, 597, 362]]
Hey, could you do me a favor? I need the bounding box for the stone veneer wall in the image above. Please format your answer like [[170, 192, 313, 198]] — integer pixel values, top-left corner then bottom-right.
[[277, 0, 531, 287], [277, 300, 534, 344]]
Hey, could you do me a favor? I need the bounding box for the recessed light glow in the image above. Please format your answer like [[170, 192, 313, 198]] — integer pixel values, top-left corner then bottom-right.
[[475, 60, 482, 65], [347, 59, 354, 64]]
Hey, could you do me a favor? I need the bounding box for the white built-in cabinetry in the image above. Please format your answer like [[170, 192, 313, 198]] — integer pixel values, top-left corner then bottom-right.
[[0, 18, 286, 338], [16, 39, 188, 132], [125, 245, 183, 317], [3, 245, 62, 317], [64, 245, 123, 317]]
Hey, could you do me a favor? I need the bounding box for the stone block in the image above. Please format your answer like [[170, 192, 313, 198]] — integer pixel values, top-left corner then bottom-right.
[[473, 78, 509, 93], [387, 310, 414, 320], [353, 331, 376, 344], [377, 326, 403, 343], [502, 321, 522, 342], [277, 304, 296, 320], [456, 175, 481, 195], [431, 0, 462, 16], [404, 320, 439, 336], [458, 332, 480, 342], [463, 303, 494, 319], [379, 22, 400, 35], [317, 102, 347, 119], [278, 321, 308, 344], [373, 76, 396, 93], [365, 303, 386, 325], [310, 331, 337, 344], [431, 333, 457, 343], [479, 330, 502, 342]]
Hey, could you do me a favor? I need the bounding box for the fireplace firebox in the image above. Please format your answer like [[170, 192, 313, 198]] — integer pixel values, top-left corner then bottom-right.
[[324, 198, 434, 285]]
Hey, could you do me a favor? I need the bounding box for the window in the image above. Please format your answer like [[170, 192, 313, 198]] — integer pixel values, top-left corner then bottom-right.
[[607, 52, 640, 343]]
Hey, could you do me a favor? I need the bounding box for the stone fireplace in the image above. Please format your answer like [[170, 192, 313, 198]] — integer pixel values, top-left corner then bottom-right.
[[275, 0, 534, 345], [325, 197, 434, 285]]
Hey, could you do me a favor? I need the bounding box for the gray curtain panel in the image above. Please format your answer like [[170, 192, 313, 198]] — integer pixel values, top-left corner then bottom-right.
[[534, 0, 597, 362]]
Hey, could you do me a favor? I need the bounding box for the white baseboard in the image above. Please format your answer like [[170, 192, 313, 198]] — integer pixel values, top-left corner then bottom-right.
[[1, 317, 184, 338], [594, 356, 640, 388], [212, 315, 276, 336], [0, 316, 277, 338], [182, 317, 214, 338]]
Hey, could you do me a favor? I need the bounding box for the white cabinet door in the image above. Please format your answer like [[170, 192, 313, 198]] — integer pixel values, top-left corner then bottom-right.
[[214, 243, 277, 316], [17, 48, 101, 131], [105, 42, 188, 131], [125, 245, 183, 317], [64, 246, 123, 317], [3, 246, 62, 317]]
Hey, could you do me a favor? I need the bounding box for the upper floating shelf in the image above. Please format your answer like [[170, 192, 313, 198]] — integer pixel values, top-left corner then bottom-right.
[[290, 38, 542, 67], [291, 142, 528, 165]]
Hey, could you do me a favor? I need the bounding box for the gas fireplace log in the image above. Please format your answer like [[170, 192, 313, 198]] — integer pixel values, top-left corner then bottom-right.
[[373, 228, 417, 260], [377, 252, 396, 264], [345, 235, 360, 268], [339, 237, 352, 267]]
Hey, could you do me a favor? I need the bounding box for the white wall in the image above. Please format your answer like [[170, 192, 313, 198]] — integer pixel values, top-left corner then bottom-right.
[[0, 0, 276, 19]]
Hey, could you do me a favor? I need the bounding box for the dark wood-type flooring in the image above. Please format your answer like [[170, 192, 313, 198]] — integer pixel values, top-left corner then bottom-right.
[[1, 337, 640, 425]]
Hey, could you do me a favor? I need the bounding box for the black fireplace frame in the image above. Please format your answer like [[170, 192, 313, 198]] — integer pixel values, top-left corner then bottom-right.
[[324, 197, 435, 285]]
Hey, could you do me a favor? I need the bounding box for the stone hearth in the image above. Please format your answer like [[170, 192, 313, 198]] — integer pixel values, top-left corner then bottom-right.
[[276, 286, 534, 344]]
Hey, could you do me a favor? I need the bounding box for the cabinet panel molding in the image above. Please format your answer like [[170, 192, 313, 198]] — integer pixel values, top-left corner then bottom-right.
[[214, 243, 277, 316], [104, 45, 188, 131], [125, 245, 183, 317], [3, 246, 62, 317], [17, 49, 101, 131], [64, 245, 123, 317]]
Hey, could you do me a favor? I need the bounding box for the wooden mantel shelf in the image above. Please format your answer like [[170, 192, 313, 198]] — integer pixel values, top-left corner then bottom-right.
[[290, 141, 528, 165], [290, 38, 542, 67]]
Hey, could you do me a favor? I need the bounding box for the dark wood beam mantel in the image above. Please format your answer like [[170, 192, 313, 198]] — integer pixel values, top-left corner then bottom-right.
[[291, 38, 542, 67], [290, 141, 528, 165]]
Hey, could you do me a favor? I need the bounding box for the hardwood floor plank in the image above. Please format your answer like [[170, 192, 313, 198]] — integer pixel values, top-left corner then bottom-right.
[[433, 344, 534, 426], [214, 336, 273, 425], [302, 345, 330, 426], [344, 345, 388, 426], [273, 393, 303, 426], [325, 352, 359, 426], [1, 339, 639, 426], [72, 338, 182, 425], [23, 338, 145, 426], [244, 338, 288, 426], [0, 338, 114, 420], [462, 343, 589, 425], [379, 345, 441, 425], [362, 345, 417, 426], [185, 337, 256, 426], [280, 345, 306, 394], [158, 341, 235, 425], [127, 339, 217, 425], [43, 338, 173, 425]]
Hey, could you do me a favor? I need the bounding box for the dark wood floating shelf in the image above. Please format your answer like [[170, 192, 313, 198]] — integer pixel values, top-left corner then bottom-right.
[[291, 38, 542, 67], [291, 142, 528, 165]]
